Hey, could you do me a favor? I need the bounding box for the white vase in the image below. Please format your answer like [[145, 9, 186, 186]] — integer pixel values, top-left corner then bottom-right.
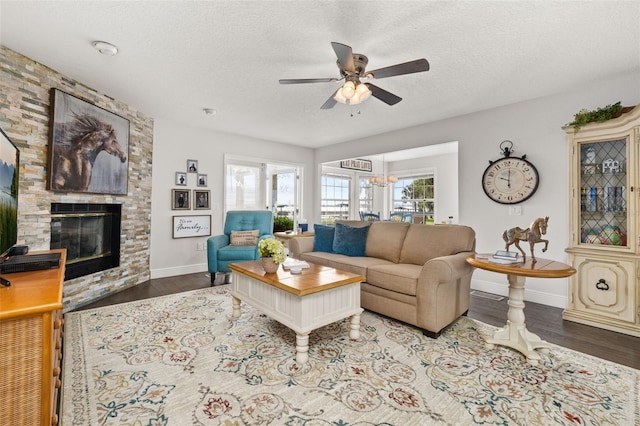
[[261, 257, 279, 273]]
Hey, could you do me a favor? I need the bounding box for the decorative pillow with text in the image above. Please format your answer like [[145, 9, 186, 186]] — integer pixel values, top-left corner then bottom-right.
[[230, 229, 260, 246]]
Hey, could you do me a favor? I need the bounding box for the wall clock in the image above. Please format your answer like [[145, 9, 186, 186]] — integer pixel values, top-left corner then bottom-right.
[[482, 140, 539, 204]]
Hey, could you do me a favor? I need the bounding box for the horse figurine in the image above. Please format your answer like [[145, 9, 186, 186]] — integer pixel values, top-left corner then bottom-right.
[[51, 113, 127, 192], [502, 216, 549, 262]]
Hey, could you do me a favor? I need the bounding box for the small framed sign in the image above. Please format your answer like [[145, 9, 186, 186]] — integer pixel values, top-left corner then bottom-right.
[[340, 158, 372, 172], [172, 215, 212, 238]]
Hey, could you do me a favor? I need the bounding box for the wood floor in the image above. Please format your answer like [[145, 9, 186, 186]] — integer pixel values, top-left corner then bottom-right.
[[74, 272, 640, 370]]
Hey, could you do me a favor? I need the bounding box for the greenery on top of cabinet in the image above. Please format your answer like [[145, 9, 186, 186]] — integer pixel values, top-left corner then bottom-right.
[[568, 102, 625, 131]]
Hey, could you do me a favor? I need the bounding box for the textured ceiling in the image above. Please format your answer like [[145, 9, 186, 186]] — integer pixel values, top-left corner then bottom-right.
[[1, 1, 639, 148]]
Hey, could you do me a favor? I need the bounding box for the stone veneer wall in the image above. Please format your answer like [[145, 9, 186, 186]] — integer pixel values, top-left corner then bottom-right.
[[0, 46, 153, 311]]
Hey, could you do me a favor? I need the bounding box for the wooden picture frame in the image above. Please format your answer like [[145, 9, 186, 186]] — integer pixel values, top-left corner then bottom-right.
[[172, 215, 211, 238], [47, 88, 130, 195], [194, 190, 210, 210], [187, 159, 198, 173], [175, 172, 187, 186], [197, 173, 207, 187], [172, 189, 190, 210]]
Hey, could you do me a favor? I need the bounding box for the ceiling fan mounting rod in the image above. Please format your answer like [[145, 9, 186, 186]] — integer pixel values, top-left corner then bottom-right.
[[338, 53, 369, 77]]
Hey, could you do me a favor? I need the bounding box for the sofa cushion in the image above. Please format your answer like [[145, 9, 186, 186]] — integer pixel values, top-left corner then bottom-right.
[[366, 263, 422, 296], [400, 224, 476, 265], [313, 224, 335, 253], [365, 221, 410, 263], [230, 229, 259, 246], [299, 251, 393, 277], [333, 222, 370, 256]]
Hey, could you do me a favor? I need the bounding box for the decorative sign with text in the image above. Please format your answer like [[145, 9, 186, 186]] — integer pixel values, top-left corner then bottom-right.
[[172, 215, 212, 238], [340, 159, 372, 172]]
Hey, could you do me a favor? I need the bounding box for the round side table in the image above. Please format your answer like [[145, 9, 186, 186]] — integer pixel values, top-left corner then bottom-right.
[[466, 255, 576, 364]]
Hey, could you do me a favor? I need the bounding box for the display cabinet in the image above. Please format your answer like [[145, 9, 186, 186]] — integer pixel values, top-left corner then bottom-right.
[[564, 105, 640, 336]]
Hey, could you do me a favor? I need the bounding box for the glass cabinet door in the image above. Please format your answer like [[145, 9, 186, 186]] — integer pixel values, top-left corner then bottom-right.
[[578, 138, 628, 246]]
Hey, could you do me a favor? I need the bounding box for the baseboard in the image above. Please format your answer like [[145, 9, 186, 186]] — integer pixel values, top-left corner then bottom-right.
[[471, 278, 567, 309], [151, 263, 207, 279]]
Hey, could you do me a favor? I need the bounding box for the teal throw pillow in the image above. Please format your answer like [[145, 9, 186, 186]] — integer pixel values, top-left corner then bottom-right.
[[314, 224, 335, 253], [333, 222, 370, 256]]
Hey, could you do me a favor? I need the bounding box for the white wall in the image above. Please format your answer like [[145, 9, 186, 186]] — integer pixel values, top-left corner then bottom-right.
[[316, 72, 640, 308], [150, 119, 315, 278], [149, 72, 639, 307]]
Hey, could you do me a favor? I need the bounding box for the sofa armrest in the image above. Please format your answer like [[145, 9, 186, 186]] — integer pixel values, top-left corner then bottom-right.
[[289, 236, 315, 258], [415, 251, 476, 330], [207, 234, 230, 273]]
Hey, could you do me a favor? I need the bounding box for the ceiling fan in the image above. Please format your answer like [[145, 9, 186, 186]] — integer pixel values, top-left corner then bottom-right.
[[279, 42, 429, 109]]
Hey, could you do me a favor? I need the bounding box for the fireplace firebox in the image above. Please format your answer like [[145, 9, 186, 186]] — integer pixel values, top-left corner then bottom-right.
[[50, 203, 121, 280]]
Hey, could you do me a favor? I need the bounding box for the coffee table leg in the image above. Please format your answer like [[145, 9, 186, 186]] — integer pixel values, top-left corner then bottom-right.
[[231, 295, 241, 319], [295, 332, 309, 364], [349, 313, 361, 340]]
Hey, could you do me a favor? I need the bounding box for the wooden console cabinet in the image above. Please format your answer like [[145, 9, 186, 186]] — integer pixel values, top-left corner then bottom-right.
[[564, 105, 640, 337], [0, 249, 66, 425]]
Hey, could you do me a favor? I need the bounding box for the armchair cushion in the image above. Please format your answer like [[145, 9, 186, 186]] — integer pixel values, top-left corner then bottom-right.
[[230, 229, 259, 246], [333, 222, 370, 256]]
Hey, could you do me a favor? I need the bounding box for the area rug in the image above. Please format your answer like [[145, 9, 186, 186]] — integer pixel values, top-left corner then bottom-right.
[[61, 286, 639, 425]]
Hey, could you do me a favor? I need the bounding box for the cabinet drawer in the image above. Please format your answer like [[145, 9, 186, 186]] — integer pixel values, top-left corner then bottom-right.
[[570, 255, 636, 322]]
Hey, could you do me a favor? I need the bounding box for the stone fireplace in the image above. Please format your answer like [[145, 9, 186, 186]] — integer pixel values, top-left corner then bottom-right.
[[50, 203, 121, 280]]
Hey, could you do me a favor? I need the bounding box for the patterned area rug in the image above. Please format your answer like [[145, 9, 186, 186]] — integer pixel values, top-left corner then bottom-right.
[[62, 287, 639, 425]]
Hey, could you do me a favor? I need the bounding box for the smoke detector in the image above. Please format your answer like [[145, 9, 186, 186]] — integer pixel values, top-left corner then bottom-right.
[[91, 41, 118, 56]]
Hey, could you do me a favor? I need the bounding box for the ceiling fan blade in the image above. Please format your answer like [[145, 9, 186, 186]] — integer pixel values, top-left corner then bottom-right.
[[367, 58, 429, 79], [320, 90, 338, 109], [366, 83, 402, 106], [331, 42, 355, 73], [279, 78, 338, 84]]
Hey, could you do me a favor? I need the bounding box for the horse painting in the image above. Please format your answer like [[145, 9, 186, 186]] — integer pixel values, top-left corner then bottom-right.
[[502, 216, 550, 261], [51, 113, 127, 193]]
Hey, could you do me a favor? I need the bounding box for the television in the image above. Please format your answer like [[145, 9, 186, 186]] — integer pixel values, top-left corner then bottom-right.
[[0, 128, 19, 257]]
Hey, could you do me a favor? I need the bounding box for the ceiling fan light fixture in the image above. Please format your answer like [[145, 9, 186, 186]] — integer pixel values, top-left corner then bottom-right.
[[341, 81, 356, 99], [333, 89, 347, 104], [356, 83, 371, 101]]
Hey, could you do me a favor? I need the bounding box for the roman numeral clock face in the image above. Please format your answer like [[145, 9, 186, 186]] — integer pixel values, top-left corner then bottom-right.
[[482, 157, 539, 204]]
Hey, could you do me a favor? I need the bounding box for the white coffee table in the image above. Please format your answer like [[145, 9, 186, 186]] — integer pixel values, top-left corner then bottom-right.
[[229, 260, 364, 364]]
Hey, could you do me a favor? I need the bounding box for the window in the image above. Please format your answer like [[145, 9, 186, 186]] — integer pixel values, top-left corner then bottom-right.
[[225, 162, 262, 210], [392, 175, 435, 223], [321, 174, 351, 224], [224, 156, 303, 225], [358, 177, 373, 214]]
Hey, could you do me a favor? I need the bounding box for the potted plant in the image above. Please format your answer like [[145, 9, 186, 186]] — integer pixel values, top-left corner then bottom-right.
[[258, 238, 286, 273], [273, 216, 294, 232]]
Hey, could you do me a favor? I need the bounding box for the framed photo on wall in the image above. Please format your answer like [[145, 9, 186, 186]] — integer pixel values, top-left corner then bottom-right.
[[172, 189, 190, 210], [194, 189, 211, 210], [172, 215, 211, 238], [197, 173, 207, 187], [187, 159, 198, 173], [175, 172, 187, 186], [47, 88, 130, 195]]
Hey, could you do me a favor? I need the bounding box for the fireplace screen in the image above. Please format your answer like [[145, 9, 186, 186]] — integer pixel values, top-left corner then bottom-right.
[[50, 203, 121, 280], [51, 213, 113, 262]]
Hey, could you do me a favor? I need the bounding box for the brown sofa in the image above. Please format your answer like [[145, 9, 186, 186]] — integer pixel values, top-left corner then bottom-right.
[[289, 220, 476, 337]]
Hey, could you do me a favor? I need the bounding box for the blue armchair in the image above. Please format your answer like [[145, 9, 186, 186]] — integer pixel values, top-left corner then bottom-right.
[[207, 210, 274, 284]]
